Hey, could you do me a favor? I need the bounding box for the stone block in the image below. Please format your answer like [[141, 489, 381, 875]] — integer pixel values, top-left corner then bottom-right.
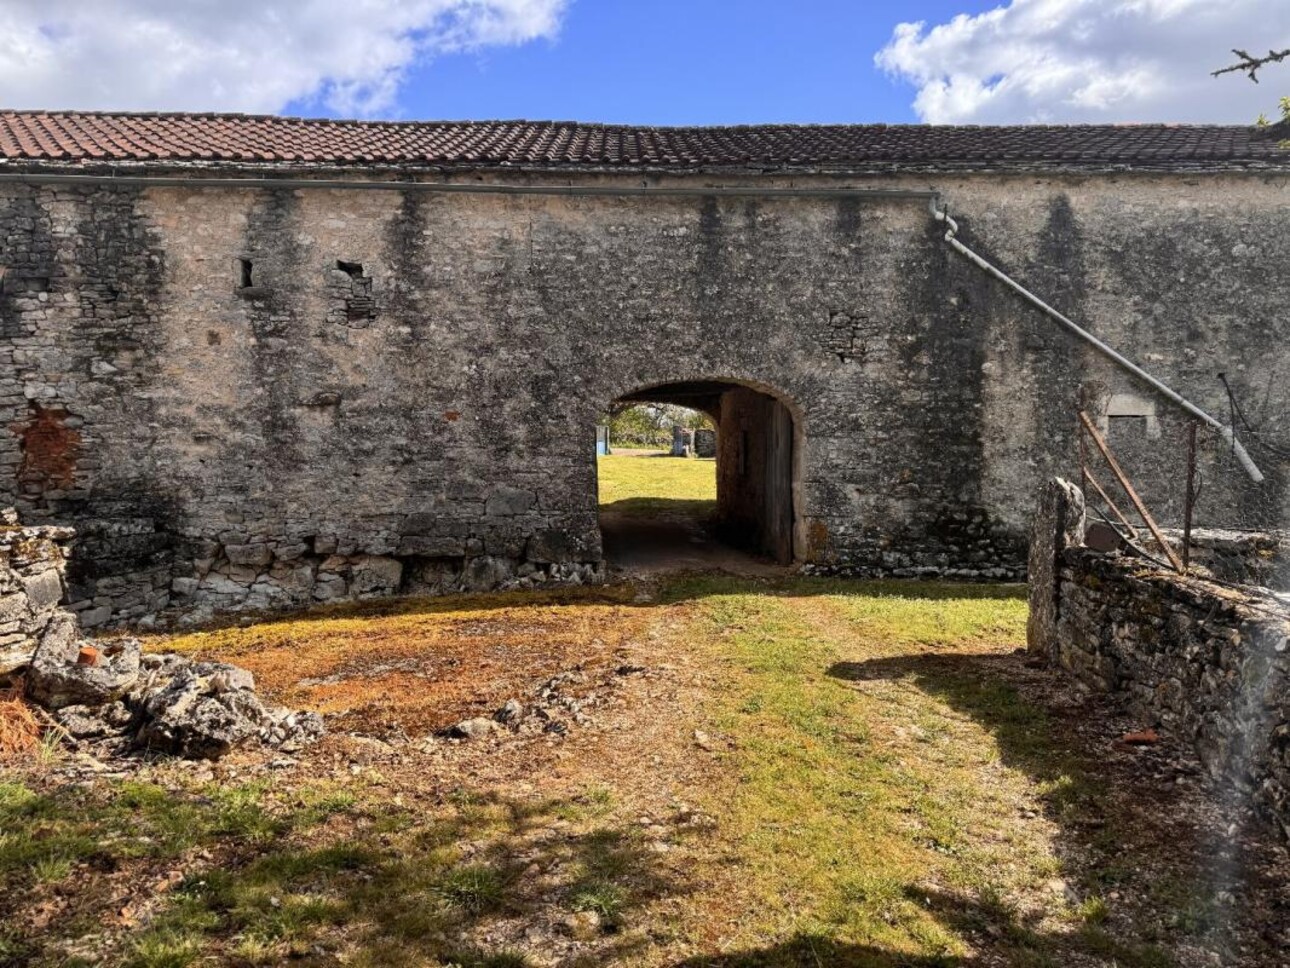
[[79, 605, 113, 628], [396, 534, 466, 556], [485, 486, 536, 518], [0, 592, 28, 623], [462, 556, 514, 592], [0, 633, 34, 677], [527, 529, 575, 564], [171, 577, 200, 597], [22, 568, 64, 610], [350, 556, 404, 596], [1026, 478, 1084, 659], [225, 544, 273, 568]]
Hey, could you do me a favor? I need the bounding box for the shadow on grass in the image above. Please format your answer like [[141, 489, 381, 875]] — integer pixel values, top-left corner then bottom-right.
[[1, 781, 687, 967], [824, 652, 1280, 968], [667, 880, 1173, 968], [154, 575, 1026, 639], [599, 496, 717, 520]]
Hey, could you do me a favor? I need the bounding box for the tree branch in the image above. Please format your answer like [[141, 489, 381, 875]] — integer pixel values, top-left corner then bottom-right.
[[1212, 48, 1290, 83]]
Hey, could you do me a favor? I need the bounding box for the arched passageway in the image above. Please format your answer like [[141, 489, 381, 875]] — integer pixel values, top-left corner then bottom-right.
[[597, 379, 801, 572]]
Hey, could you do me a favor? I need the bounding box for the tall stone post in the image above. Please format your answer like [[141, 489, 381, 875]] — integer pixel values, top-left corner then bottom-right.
[[1026, 478, 1085, 660]]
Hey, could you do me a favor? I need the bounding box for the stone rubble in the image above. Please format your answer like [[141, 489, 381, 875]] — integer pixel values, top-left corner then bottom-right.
[[32, 636, 324, 761], [0, 509, 323, 760], [446, 663, 647, 742]]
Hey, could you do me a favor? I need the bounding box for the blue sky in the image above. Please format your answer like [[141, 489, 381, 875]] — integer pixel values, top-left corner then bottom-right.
[[2, 1, 1285, 124], [332, 0, 1001, 125]]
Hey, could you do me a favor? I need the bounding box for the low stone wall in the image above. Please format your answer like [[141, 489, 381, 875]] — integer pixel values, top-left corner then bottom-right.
[[0, 510, 74, 678], [1159, 527, 1289, 592], [1028, 479, 1290, 839], [167, 544, 602, 627]]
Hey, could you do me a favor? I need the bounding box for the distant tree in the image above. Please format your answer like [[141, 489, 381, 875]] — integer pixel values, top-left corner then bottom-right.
[[602, 403, 714, 448]]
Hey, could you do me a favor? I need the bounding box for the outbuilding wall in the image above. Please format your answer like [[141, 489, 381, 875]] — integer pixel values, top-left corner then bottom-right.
[[0, 169, 1287, 621]]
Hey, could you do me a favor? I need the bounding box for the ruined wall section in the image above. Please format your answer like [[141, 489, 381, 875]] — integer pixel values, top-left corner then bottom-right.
[[0, 511, 74, 677], [1028, 478, 1290, 839], [0, 171, 1286, 621], [0, 185, 175, 627]]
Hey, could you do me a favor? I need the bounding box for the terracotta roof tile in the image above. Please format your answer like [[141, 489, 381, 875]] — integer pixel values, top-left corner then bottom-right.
[[0, 110, 1284, 170]]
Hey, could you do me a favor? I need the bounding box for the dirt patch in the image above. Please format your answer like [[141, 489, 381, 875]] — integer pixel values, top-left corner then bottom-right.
[[168, 595, 653, 738]]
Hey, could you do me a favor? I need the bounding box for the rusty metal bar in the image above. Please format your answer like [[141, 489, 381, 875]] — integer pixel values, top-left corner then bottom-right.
[[1078, 410, 1185, 573], [1077, 410, 1089, 504], [1182, 421, 1198, 573], [1087, 505, 1176, 571], [1082, 466, 1141, 542]]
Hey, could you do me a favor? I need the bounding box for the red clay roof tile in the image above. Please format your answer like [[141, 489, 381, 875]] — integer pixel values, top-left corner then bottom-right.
[[0, 111, 1283, 170]]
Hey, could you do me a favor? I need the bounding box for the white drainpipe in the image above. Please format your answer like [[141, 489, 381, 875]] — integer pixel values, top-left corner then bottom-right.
[[929, 200, 1264, 484]]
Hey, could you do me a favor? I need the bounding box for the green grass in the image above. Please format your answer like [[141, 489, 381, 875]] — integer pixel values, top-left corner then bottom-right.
[[0, 768, 667, 966], [597, 453, 715, 519], [664, 575, 1176, 967], [3, 576, 1245, 966]]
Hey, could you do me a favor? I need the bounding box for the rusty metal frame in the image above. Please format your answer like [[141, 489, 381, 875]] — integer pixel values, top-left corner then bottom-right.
[[1082, 467, 1142, 542], [1078, 410, 1185, 573], [1182, 421, 1199, 572]]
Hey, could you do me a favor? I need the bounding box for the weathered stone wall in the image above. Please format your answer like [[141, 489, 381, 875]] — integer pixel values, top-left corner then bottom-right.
[[1160, 528, 1290, 591], [1, 169, 1287, 621], [0, 509, 74, 677], [1028, 479, 1290, 839]]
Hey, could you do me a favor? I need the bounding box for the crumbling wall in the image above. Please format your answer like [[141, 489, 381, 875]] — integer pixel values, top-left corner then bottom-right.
[[1028, 479, 1290, 839], [0, 510, 74, 678]]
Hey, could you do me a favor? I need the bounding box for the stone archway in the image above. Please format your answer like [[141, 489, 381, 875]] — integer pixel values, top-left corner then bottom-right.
[[600, 378, 802, 566]]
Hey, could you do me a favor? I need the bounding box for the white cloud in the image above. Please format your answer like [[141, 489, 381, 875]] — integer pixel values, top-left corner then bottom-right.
[[0, 0, 569, 116], [876, 0, 1290, 124]]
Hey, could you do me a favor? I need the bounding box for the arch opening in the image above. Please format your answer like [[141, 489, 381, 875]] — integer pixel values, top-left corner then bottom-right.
[[595, 379, 801, 572]]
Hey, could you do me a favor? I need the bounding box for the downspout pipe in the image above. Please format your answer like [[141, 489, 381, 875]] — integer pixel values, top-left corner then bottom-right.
[[929, 200, 1264, 484]]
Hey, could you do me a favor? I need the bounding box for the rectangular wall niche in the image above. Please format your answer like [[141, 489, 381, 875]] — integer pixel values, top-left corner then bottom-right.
[[1098, 392, 1161, 439], [330, 260, 375, 325]]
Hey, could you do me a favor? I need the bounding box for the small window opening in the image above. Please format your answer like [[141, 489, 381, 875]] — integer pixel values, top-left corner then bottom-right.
[[1108, 414, 1149, 435], [237, 258, 253, 289], [336, 260, 365, 279]]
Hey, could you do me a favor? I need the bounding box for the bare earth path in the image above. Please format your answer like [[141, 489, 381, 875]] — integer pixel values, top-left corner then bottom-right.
[[2, 577, 1287, 967]]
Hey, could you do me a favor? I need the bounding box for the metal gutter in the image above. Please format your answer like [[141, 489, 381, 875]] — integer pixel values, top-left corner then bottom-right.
[[0, 171, 939, 200], [929, 199, 1266, 483]]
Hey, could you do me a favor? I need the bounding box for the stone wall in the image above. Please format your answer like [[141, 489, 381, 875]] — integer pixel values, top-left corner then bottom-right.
[[1159, 528, 1290, 592], [0, 509, 74, 678], [1028, 479, 1290, 839], [1, 169, 1287, 621]]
